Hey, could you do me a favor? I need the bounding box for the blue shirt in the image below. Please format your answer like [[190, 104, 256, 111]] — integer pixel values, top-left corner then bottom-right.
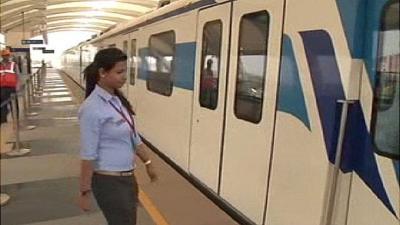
[[79, 85, 142, 171]]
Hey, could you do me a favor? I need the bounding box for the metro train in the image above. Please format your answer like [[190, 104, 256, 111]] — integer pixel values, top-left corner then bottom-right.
[[61, 0, 399, 224]]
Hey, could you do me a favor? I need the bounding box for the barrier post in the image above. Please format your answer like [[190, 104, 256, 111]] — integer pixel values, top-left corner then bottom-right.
[[41, 63, 46, 78], [6, 94, 31, 157], [24, 77, 38, 117], [22, 80, 36, 130], [32, 71, 36, 90], [28, 75, 40, 106], [324, 100, 356, 225], [34, 69, 43, 96]]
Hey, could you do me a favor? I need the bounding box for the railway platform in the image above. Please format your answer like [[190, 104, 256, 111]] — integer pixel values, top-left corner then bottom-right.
[[0, 68, 238, 225]]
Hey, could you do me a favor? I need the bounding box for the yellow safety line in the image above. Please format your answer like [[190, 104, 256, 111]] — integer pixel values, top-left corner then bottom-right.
[[138, 187, 170, 225]]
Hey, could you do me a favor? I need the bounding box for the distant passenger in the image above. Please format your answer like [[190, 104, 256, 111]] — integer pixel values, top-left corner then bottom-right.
[[0, 49, 20, 125], [78, 48, 158, 225], [200, 59, 217, 106], [201, 59, 216, 89], [41, 59, 46, 76]]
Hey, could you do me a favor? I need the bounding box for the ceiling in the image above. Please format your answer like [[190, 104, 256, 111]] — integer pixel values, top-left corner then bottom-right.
[[0, 0, 162, 35]]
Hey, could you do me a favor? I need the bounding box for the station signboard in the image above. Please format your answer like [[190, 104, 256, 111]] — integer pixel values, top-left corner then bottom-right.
[[33, 47, 46, 50], [11, 48, 30, 52], [21, 40, 43, 45], [42, 49, 55, 54]]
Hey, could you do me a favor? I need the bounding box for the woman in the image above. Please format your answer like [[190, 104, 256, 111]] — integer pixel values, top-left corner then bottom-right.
[[78, 48, 158, 225]]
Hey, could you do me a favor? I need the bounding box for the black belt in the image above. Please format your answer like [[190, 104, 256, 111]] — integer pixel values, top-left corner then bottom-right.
[[95, 170, 133, 177]]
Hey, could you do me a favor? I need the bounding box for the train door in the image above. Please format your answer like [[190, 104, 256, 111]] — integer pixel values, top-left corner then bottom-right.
[[128, 33, 139, 111], [189, 2, 231, 193], [219, 1, 284, 223], [345, 0, 400, 224]]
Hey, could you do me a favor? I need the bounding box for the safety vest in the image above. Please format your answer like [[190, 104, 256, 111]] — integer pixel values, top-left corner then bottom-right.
[[0, 61, 18, 87]]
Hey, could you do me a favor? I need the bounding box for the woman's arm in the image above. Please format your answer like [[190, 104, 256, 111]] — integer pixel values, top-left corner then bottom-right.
[[79, 160, 94, 211], [80, 160, 94, 193], [136, 144, 158, 182], [78, 103, 101, 211]]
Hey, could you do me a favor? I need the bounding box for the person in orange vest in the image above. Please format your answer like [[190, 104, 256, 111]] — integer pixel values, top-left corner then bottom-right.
[[200, 59, 218, 107], [0, 49, 20, 125]]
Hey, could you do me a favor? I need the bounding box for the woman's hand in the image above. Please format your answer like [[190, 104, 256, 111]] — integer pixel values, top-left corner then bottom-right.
[[145, 164, 158, 182], [136, 144, 159, 182], [78, 193, 92, 212], [79, 160, 94, 211]]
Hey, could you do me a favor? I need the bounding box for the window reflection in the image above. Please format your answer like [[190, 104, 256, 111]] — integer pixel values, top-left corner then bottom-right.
[[234, 11, 270, 123], [146, 31, 175, 96], [199, 20, 222, 110], [372, 0, 399, 158]]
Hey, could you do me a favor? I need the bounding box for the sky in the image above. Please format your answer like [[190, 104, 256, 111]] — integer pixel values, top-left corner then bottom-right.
[[30, 31, 96, 68]]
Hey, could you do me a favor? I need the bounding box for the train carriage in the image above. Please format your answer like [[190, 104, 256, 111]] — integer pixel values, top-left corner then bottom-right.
[[61, 0, 400, 224]]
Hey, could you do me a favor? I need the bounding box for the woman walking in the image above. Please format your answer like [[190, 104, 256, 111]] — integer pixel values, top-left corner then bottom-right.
[[78, 48, 158, 225]]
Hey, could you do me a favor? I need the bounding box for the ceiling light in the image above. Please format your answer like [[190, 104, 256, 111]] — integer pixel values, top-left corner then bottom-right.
[[85, 11, 105, 17], [89, 1, 117, 10]]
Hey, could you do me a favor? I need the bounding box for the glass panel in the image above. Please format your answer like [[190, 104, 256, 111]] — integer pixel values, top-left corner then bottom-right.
[[146, 31, 175, 96], [234, 11, 270, 123], [199, 20, 222, 110], [372, 0, 399, 158], [130, 39, 137, 86], [123, 40, 128, 54], [0, 33, 5, 46]]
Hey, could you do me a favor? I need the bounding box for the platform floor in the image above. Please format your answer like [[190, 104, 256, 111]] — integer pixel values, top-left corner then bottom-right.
[[1, 69, 239, 225]]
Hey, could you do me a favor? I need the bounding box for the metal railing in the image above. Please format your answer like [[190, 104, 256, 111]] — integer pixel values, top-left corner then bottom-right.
[[1, 66, 45, 206]]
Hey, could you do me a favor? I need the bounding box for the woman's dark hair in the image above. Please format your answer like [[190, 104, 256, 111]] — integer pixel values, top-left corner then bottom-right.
[[83, 48, 134, 115]]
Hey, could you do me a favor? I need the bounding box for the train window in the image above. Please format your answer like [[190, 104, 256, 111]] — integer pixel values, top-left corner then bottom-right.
[[371, 0, 399, 159], [234, 11, 270, 123], [146, 31, 175, 96], [130, 39, 137, 86], [199, 20, 222, 110]]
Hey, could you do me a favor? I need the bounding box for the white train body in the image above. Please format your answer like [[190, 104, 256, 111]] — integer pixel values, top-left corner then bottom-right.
[[61, 0, 400, 224]]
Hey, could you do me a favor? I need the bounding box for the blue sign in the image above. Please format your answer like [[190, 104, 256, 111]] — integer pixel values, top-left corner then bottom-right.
[[11, 48, 30, 52], [42, 49, 55, 54], [33, 47, 46, 50], [21, 40, 43, 45]]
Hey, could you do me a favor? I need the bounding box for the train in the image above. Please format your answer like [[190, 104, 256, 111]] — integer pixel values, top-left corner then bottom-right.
[[61, 0, 399, 224]]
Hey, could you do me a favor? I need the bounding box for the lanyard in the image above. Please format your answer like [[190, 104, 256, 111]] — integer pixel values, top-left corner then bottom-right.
[[108, 101, 137, 138]]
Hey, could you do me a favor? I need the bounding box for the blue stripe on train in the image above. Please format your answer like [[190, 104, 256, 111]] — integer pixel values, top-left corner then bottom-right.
[[335, 0, 388, 87], [300, 29, 396, 217], [336, 0, 399, 184], [174, 43, 197, 90], [138, 48, 149, 81], [277, 35, 311, 130], [138, 42, 196, 91]]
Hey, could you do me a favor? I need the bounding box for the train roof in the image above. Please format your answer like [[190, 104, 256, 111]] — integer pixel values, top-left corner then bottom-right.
[[87, 0, 217, 45]]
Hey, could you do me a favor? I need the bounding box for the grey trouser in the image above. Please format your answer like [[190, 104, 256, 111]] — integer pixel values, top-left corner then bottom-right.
[[92, 173, 139, 225]]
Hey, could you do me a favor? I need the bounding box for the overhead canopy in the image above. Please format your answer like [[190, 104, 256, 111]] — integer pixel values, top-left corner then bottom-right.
[[0, 0, 163, 35]]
